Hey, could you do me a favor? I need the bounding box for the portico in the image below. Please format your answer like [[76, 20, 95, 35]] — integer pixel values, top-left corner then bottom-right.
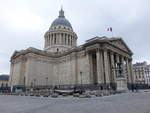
[[85, 39, 133, 90]]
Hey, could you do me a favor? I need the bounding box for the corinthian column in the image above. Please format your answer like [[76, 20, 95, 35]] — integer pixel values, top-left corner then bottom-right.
[[96, 49, 103, 84], [110, 52, 116, 82], [103, 49, 110, 84], [86, 52, 92, 84], [128, 58, 133, 83], [44, 37, 46, 48]]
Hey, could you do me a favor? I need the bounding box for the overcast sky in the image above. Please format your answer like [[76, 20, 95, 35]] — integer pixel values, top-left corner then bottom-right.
[[0, 0, 150, 74]]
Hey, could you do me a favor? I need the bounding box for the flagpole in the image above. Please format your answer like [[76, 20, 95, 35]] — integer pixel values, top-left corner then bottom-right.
[[107, 27, 114, 37], [110, 27, 113, 37]]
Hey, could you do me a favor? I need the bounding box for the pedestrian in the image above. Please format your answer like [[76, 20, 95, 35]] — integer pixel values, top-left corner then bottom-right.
[[131, 84, 134, 92]]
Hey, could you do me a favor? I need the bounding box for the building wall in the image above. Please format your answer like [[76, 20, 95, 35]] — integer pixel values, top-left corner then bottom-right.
[[21, 51, 89, 87], [0, 80, 8, 87], [76, 52, 90, 84], [10, 62, 22, 86], [9, 38, 133, 91], [9, 50, 91, 88], [133, 62, 150, 85]]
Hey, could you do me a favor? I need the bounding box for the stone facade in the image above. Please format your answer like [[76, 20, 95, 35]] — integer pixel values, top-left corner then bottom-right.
[[0, 75, 9, 88], [133, 61, 150, 85], [9, 9, 133, 91]]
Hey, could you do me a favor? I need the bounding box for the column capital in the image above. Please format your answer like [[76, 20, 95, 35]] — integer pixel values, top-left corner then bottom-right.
[[121, 56, 125, 61], [109, 51, 114, 55], [103, 48, 108, 51]]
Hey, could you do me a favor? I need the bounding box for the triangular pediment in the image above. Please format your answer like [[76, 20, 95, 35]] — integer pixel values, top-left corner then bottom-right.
[[109, 38, 132, 54], [11, 51, 18, 58]]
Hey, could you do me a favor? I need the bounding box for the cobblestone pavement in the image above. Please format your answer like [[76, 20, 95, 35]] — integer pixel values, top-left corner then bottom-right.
[[0, 92, 150, 113]]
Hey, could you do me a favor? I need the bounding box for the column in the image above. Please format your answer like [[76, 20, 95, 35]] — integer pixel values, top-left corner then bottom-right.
[[53, 33, 55, 44], [55, 33, 56, 44], [49, 34, 51, 46], [47, 34, 50, 46], [68, 35, 70, 46], [103, 49, 110, 84], [52, 34, 54, 45], [44, 37, 46, 48], [110, 52, 116, 82], [59, 33, 61, 45], [116, 54, 120, 63], [61, 33, 64, 45], [50, 34, 52, 45], [71, 36, 73, 46], [126, 58, 131, 83], [57, 33, 60, 44], [70, 36, 72, 46], [56, 34, 58, 45], [47, 35, 49, 46], [46, 36, 48, 47], [63, 34, 67, 45], [96, 49, 103, 84], [86, 52, 93, 84], [129, 59, 133, 83], [65, 34, 67, 45], [55, 34, 57, 44], [67, 34, 69, 45]]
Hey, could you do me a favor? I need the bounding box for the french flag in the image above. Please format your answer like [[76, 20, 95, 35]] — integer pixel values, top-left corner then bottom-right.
[[107, 27, 112, 32]]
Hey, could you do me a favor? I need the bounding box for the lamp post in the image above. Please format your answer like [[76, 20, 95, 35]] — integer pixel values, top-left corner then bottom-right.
[[33, 78, 36, 88], [45, 77, 48, 88]]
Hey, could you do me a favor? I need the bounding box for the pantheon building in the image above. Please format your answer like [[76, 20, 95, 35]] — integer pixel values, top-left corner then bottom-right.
[[9, 9, 134, 91]]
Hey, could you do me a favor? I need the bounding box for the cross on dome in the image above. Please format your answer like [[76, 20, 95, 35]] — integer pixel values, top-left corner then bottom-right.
[[59, 7, 64, 18]]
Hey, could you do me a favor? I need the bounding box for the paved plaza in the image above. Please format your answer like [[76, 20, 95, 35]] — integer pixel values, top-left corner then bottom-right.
[[0, 91, 150, 113]]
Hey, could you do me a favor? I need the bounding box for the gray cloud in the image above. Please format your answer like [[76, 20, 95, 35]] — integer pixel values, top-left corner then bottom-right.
[[0, 0, 150, 74]]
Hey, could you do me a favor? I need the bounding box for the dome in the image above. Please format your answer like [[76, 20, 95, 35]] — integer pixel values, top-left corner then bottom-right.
[[51, 18, 72, 28], [50, 9, 72, 28]]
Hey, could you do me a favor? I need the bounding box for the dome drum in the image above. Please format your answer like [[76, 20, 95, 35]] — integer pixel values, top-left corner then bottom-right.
[[44, 9, 77, 52]]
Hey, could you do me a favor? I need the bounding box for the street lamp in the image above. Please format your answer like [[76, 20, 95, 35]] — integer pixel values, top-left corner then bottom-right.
[[45, 77, 48, 88], [33, 78, 36, 88]]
